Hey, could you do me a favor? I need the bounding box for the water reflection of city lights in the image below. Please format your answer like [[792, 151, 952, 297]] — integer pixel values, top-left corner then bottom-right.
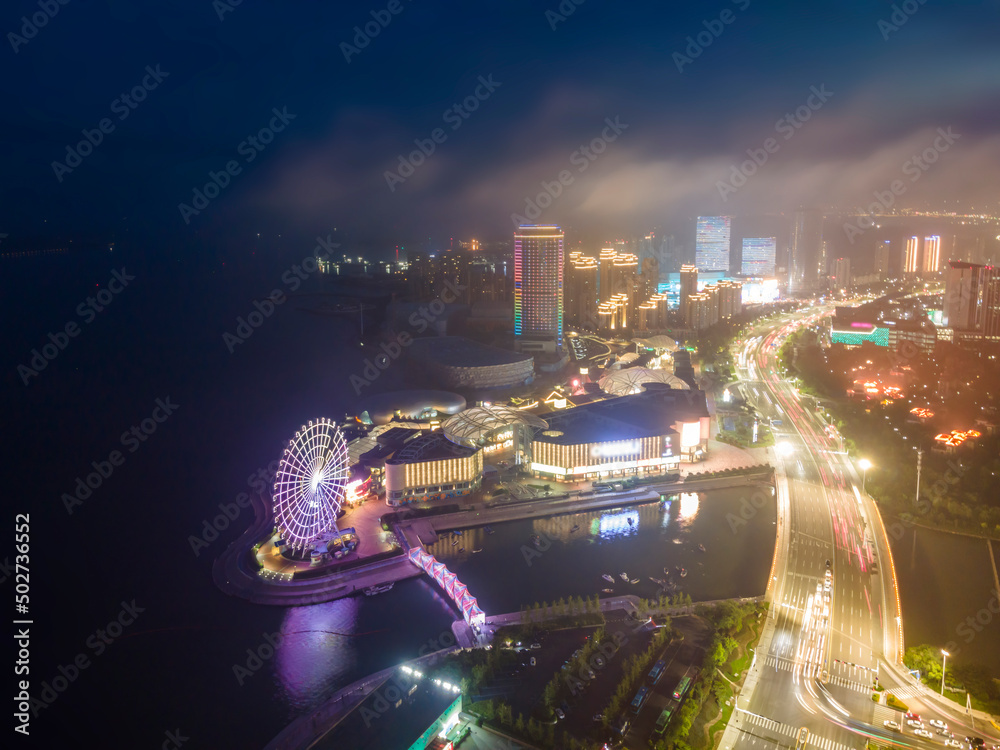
[[679, 493, 699, 520], [598, 509, 639, 537]]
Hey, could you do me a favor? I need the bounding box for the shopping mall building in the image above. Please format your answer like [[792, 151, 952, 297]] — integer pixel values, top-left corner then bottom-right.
[[381, 384, 709, 505]]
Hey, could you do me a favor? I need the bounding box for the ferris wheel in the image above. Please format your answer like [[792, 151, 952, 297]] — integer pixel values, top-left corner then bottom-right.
[[273, 418, 350, 550]]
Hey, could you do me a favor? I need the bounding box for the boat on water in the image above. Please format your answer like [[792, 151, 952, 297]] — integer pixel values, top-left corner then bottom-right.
[[485, 525, 494, 535], [570, 524, 580, 533], [630, 578, 639, 585], [602, 588, 614, 594], [650, 577, 666, 586], [453, 530, 463, 536], [473, 548, 483, 554], [451, 539, 459, 546], [663, 567, 672, 576], [627, 517, 634, 525], [530, 534, 543, 548], [619, 572, 629, 581], [680, 568, 688, 577], [363, 582, 394, 596], [602, 574, 615, 583], [697, 543, 706, 552], [459, 548, 465, 553]]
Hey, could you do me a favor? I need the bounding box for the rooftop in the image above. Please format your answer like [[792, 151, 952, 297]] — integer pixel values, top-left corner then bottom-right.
[[534, 384, 707, 445], [387, 432, 480, 464]]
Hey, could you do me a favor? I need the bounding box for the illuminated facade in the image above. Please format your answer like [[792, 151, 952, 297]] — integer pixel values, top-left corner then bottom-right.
[[530, 385, 710, 478], [679, 264, 698, 321], [904, 236, 920, 275], [695, 216, 731, 272], [385, 433, 483, 505], [922, 235, 941, 274], [566, 252, 598, 328], [514, 224, 564, 353], [741, 237, 776, 276], [532, 434, 680, 479]]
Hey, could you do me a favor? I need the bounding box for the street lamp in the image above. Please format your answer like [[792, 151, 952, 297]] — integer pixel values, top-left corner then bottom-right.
[[859, 458, 872, 494], [941, 649, 949, 695]]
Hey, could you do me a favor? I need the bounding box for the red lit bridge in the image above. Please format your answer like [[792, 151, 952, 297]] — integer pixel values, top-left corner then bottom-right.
[[408, 548, 486, 630]]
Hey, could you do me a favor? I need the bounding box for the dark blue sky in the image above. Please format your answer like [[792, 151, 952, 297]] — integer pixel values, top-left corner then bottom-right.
[[2, 0, 999, 252]]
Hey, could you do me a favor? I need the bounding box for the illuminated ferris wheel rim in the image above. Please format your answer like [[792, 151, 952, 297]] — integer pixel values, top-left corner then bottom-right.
[[272, 418, 350, 549]]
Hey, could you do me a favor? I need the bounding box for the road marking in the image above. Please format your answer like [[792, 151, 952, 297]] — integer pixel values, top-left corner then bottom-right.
[[740, 710, 798, 739]]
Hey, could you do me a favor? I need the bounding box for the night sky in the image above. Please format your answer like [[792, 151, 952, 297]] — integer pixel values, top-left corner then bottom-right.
[[3, 0, 999, 251]]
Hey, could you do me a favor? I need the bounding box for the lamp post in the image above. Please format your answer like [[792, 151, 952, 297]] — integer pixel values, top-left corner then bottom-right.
[[941, 649, 949, 695], [859, 458, 872, 494]]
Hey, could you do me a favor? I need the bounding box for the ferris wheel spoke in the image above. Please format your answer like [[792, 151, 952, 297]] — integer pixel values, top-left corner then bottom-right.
[[272, 419, 350, 550]]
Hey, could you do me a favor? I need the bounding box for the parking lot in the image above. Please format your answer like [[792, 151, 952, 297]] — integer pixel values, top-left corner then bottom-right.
[[479, 611, 713, 746]]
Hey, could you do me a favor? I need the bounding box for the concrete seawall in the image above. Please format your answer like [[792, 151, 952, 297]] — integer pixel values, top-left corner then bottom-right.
[[214, 469, 773, 607]]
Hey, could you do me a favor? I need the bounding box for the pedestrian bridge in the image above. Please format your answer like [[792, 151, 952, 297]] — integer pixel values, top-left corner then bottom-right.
[[408, 548, 486, 629]]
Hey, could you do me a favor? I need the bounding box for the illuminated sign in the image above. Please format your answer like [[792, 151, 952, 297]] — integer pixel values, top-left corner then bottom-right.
[[590, 441, 641, 458], [680, 422, 701, 449], [482, 439, 513, 454]]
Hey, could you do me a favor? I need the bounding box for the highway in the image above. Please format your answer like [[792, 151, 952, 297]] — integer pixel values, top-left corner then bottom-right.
[[720, 308, 998, 750]]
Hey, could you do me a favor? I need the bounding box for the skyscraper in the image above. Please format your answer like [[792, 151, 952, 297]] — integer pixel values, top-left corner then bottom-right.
[[874, 241, 891, 278], [566, 252, 598, 329], [741, 237, 776, 276], [788, 209, 823, 292], [943, 261, 1000, 338], [598, 247, 616, 302], [695, 216, 731, 272], [679, 264, 698, 321], [514, 224, 564, 353], [904, 236, 920, 274], [832, 257, 851, 289], [923, 235, 941, 273]]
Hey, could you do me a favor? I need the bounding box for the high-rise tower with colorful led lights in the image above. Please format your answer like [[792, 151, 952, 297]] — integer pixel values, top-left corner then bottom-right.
[[514, 224, 564, 353]]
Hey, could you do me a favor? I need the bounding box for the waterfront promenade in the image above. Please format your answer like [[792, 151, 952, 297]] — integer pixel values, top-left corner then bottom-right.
[[214, 467, 773, 607]]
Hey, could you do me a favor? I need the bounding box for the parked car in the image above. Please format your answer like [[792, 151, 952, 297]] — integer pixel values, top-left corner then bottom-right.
[[883, 721, 900, 731], [555, 708, 565, 720]]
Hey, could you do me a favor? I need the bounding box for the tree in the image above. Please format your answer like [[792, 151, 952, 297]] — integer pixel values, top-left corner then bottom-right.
[[543, 679, 558, 707], [515, 713, 526, 733]]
